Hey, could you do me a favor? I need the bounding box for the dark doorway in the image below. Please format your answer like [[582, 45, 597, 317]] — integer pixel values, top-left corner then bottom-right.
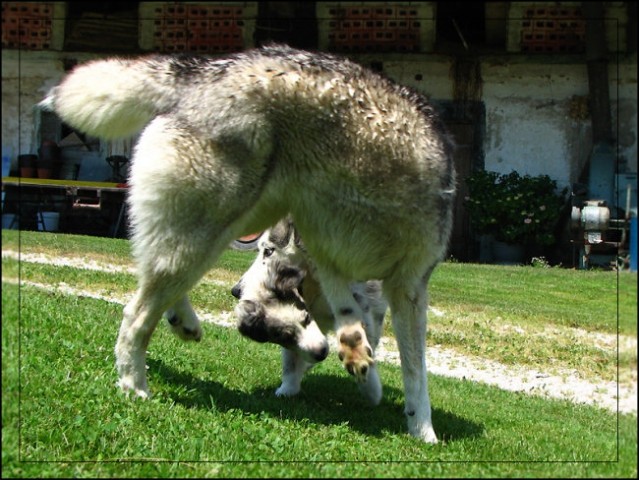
[[435, 101, 485, 262], [436, 1, 486, 47]]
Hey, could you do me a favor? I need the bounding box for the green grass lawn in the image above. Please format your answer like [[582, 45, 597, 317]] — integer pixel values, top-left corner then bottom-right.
[[2, 230, 637, 478]]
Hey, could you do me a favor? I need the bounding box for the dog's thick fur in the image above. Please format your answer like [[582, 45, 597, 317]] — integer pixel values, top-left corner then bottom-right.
[[232, 218, 387, 404], [41, 44, 455, 443]]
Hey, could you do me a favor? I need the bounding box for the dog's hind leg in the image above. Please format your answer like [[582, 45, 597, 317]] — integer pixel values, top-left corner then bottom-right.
[[165, 296, 202, 341], [115, 114, 276, 398], [384, 269, 438, 444], [116, 240, 232, 398], [117, 287, 168, 398]]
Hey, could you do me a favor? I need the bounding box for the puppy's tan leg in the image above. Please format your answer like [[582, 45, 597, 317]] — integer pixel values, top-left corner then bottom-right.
[[315, 273, 375, 383], [336, 323, 374, 381]]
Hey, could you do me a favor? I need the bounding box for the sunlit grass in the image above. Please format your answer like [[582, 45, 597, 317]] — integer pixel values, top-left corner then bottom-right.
[[2, 229, 637, 477]]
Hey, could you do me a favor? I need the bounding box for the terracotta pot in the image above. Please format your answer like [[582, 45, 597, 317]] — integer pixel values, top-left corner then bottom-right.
[[18, 154, 37, 178], [20, 167, 35, 178], [38, 142, 60, 179], [37, 160, 60, 179], [39, 140, 60, 162], [37, 167, 53, 179]]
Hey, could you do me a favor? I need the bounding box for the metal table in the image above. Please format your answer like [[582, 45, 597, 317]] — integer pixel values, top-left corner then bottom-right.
[[1, 177, 128, 237]]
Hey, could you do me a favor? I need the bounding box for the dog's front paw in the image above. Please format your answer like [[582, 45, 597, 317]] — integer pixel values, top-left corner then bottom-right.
[[408, 420, 439, 444], [337, 324, 374, 383], [117, 376, 151, 399]]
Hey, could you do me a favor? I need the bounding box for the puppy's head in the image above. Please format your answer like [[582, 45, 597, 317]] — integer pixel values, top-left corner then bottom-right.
[[232, 221, 328, 363], [231, 217, 306, 300]]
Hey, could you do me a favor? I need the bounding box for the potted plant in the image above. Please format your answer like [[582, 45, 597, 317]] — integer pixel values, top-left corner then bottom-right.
[[464, 170, 568, 262]]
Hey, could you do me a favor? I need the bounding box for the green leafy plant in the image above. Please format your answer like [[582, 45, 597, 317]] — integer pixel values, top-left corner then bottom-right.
[[530, 256, 552, 268], [465, 170, 568, 246]]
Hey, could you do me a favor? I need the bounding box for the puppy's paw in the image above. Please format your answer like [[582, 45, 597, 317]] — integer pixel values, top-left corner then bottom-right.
[[337, 324, 374, 383], [275, 383, 301, 397], [358, 364, 382, 405]]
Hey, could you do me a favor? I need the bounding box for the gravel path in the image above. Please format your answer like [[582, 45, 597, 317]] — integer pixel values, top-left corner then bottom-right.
[[4, 249, 636, 415]]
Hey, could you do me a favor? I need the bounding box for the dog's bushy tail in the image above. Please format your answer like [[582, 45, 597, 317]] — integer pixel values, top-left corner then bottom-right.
[[39, 56, 180, 139]]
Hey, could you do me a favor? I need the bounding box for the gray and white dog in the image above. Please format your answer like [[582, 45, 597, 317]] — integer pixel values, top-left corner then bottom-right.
[[41, 44, 455, 443], [232, 218, 387, 404]]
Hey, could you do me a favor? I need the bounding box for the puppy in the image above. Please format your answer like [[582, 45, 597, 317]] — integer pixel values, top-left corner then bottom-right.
[[232, 218, 387, 404]]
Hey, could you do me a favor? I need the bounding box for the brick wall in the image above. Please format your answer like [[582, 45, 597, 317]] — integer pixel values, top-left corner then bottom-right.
[[139, 2, 257, 53], [317, 2, 436, 53], [2, 2, 54, 50]]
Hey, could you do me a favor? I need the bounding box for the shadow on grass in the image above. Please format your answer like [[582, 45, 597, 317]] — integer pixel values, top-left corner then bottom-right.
[[148, 358, 483, 442]]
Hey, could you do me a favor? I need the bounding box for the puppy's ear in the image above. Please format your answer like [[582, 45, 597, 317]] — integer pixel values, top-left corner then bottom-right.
[[236, 300, 269, 343], [292, 225, 305, 250], [273, 264, 305, 294]]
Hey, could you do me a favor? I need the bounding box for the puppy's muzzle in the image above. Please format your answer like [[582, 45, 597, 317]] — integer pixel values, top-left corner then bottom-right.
[[312, 344, 329, 362], [235, 299, 269, 343], [231, 282, 242, 299]]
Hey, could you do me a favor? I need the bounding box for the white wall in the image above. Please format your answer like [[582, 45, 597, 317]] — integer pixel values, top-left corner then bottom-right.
[[612, 61, 638, 174], [1, 50, 98, 170], [483, 60, 638, 189], [482, 61, 592, 189], [382, 54, 636, 192]]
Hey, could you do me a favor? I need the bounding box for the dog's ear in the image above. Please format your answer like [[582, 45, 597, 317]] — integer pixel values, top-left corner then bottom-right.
[[236, 300, 269, 343]]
